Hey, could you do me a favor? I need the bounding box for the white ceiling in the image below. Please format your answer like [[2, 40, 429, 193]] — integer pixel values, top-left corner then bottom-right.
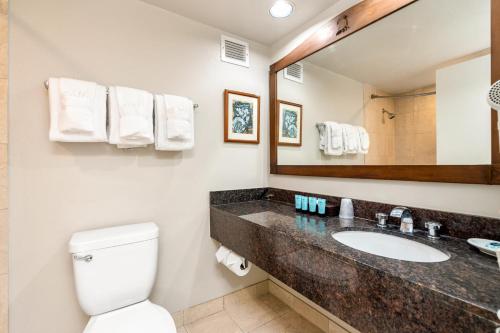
[[141, 0, 340, 45], [307, 0, 490, 94]]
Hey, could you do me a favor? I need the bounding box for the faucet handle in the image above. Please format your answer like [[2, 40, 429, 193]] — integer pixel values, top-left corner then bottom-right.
[[425, 221, 442, 240], [375, 213, 389, 228]]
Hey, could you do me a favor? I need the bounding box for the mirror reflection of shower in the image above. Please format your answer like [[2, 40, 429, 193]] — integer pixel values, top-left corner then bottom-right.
[[382, 108, 396, 120]]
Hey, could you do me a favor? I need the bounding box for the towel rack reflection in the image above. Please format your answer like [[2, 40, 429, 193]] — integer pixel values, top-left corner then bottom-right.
[[43, 80, 199, 109]]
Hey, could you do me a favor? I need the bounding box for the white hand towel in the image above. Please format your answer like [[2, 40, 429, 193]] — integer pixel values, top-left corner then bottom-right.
[[48, 77, 107, 142], [154, 94, 194, 151], [357, 126, 370, 154], [324, 122, 343, 156], [165, 95, 193, 140], [108, 86, 154, 148]]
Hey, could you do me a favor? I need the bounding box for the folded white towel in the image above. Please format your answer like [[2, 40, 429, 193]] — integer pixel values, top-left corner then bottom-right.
[[59, 94, 93, 134], [48, 78, 107, 142], [167, 107, 192, 140], [324, 122, 343, 156], [154, 94, 194, 151], [108, 86, 154, 148], [341, 124, 360, 154], [357, 126, 370, 154]]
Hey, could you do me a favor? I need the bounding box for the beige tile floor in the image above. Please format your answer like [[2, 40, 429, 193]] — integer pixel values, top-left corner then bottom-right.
[[180, 294, 323, 333]]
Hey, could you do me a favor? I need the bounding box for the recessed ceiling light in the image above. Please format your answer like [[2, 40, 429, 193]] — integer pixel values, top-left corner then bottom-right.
[[269, 0, 294, 18]]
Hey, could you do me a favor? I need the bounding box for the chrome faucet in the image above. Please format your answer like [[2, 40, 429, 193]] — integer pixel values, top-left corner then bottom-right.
[[390, 207, 414, 234]]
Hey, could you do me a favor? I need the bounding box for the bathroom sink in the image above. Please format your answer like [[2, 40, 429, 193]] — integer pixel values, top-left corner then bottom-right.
[[332, 231, 450, 263]]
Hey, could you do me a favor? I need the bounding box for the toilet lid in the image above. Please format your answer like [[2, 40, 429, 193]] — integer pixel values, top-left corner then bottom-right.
[[83, 300, 177, 333]]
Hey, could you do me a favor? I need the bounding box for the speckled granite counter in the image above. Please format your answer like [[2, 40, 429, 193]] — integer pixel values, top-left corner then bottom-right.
[[210, 196, 500, 333]]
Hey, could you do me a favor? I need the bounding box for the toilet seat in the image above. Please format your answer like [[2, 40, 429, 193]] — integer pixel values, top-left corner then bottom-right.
[[83, 300, 177, 333]]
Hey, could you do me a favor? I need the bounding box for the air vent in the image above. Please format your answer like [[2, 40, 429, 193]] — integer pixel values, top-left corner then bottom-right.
[[221, 35, 250, 68], [284, 62, 304, 83]]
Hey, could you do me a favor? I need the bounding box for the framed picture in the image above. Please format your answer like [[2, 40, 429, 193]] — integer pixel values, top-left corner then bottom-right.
[[278, 100, 302, 146], [224, 90, 260, 144]]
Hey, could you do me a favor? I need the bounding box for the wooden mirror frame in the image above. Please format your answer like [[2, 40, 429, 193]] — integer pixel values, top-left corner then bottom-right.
[[269, 0, 500, 184]]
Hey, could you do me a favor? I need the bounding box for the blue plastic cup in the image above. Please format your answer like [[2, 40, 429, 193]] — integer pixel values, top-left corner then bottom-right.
[[317, 198, 326, 216], [301, 196, 308, 211], [295, 195, 302, 210], [309, 197, 318, 214]]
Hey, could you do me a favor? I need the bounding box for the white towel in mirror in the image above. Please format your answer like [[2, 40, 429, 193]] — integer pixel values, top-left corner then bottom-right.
[[357, 126, 370, 154]]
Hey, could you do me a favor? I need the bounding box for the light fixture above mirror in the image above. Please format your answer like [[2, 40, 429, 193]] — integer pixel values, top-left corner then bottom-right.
[[270, 0, 295, 18]]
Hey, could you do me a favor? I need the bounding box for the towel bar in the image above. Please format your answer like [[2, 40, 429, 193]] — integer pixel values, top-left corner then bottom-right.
[[44, 80, 199, 109]]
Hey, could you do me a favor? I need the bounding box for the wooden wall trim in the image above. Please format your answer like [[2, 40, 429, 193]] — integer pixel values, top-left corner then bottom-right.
[[276, 165, 492, 185], [269, 71, 278, 173], [492, 0, 500, 164], [491, 164, 500, 185]]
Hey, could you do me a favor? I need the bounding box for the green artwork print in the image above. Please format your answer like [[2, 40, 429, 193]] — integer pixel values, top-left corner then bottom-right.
[[282, 109, 298, 138], [232, 101, 254, 134]]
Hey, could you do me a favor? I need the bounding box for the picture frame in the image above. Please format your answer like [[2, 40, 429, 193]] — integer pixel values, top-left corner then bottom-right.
[[224, 90, 260, 144], [278, 100, 302, 146]]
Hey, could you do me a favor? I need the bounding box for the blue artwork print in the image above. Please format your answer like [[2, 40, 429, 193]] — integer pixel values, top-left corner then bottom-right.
[[232, 101, 254, 134], [282, 109, 298, 138]]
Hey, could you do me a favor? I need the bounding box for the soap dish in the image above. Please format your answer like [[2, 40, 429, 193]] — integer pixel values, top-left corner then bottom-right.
[[467, 238, 500, 257]]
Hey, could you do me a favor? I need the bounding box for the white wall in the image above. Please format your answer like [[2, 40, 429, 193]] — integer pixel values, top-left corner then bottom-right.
[[9, 1, 269, 332], [277, 62, 364, 165], [269, 0, 500, 218], [436, 55, 491, 164]]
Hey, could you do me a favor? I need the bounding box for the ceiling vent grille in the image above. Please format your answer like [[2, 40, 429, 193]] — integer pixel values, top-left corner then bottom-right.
[[284, 62, 304, 83], [221, 35, 250, 68]]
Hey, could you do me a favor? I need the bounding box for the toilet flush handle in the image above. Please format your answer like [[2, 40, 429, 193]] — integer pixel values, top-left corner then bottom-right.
[[73, 254, 93, 262]]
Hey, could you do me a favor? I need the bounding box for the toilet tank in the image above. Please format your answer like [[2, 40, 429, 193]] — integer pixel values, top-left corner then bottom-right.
[[69, 223, 159, 316]]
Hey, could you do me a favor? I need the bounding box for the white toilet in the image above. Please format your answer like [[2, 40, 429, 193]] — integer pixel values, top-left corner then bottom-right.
[[69, 222, 177, 333]]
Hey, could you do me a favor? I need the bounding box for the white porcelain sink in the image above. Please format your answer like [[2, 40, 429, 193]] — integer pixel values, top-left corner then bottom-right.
[[332, 231, 450, 263]]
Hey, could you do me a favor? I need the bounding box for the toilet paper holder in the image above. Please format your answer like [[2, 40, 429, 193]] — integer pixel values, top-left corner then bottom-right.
[[240, 259, 249, 270]]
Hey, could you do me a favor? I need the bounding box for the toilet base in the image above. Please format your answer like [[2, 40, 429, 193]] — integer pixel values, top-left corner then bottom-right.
[[83, 300, 177, 333]]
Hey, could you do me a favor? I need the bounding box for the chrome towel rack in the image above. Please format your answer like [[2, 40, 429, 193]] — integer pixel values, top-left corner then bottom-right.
[[44, 80, 199, 109]]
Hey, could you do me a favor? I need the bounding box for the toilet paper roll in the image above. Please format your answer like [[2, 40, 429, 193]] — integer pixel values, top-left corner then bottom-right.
[[227, 261, 252, 277], [215, 246, 231, 263], [216, 245, 252, 276]]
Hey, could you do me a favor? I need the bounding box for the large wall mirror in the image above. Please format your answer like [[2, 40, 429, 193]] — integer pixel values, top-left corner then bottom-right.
[[270, 0, 500, 184]]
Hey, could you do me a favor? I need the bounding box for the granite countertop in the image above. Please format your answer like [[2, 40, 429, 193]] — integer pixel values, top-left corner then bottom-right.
[[211, 199, 500, 324]]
